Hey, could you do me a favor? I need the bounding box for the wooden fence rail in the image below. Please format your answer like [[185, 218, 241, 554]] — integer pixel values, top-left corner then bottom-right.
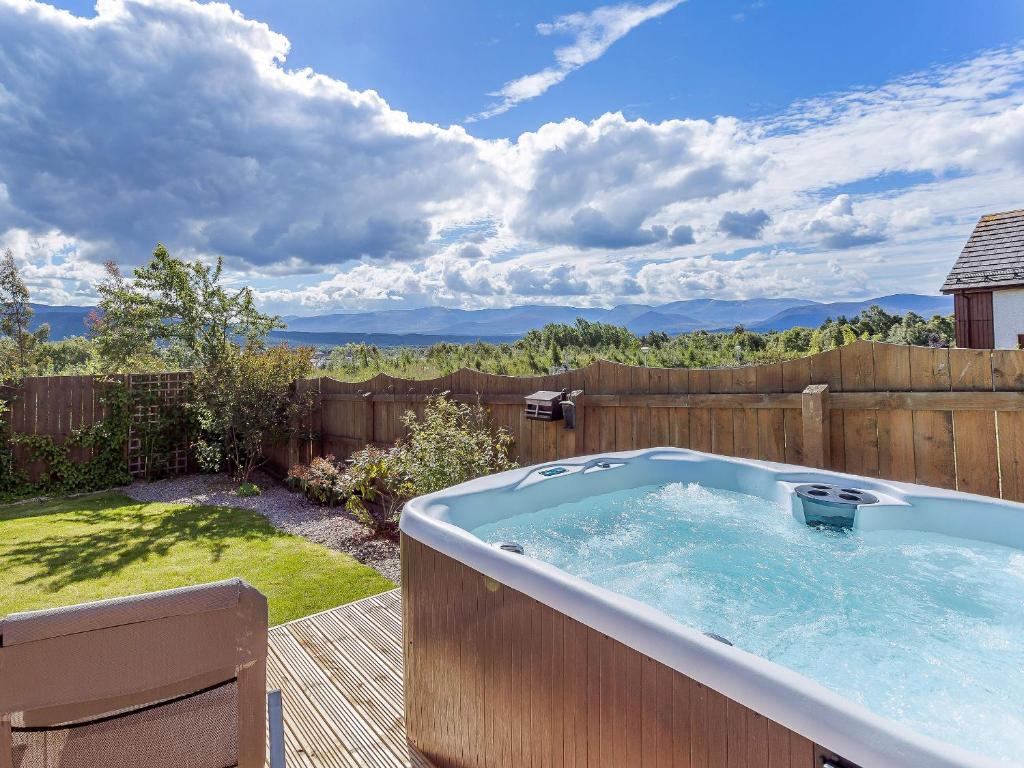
[[6, 342, 1024, 503], [272, 341, 1024, 503]]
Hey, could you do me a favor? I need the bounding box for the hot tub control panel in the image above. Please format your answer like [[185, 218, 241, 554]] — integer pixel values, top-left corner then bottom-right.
[[539, 466, 568, 477]]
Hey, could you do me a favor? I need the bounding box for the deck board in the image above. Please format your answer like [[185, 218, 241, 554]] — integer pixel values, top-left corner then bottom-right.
[[268, 589, 433, 768]]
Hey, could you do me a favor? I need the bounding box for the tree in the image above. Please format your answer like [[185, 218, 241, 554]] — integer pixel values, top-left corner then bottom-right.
[[191, 345, 315, 481], [0, 249, 48, 375], [89, 261, 163, 371], [92, 244, 283, 371]]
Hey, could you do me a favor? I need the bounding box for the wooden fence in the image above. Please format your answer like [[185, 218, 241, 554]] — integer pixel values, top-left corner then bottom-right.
[[273, 341, 1024, 502], [7, 342, 1024, 501], [1, 373, 191, 484]]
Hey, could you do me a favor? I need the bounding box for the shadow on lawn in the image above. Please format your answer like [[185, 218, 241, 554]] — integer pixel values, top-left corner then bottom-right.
[[3, 500, 273, 592]]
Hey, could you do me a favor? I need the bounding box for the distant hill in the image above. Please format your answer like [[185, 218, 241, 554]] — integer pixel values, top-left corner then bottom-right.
[[748, 294, 952, 332], [30, 294, 952, 345], [282, 297, 816, 336], [28, 303, 92, 339], [267, 330, 517, 347]]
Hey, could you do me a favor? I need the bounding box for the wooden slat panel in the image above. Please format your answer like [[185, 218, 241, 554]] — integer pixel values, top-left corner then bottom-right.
[[809, 349, 845, 472], [731, 367, 759, 459], [403, 537, 827, 768], [708, 369, 734, 457], [994, 350, 1024, 501], [908, 346, 955, 489], [839, 342, 878, 477], [755, 363, 785, 463], [950, 348, 999, 497]]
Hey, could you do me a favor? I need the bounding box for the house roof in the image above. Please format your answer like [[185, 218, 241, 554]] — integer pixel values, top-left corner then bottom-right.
[[942, 209, 1024, 293]]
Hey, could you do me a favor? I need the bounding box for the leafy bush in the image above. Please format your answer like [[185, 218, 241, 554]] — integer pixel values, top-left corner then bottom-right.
[[299, 455, 352, 506], [343, 444, 411, 537], [236, 481, 261, 497], [191, 345, 314, 481], [400, 394, 516, 496], [285, 394, 516, 538]]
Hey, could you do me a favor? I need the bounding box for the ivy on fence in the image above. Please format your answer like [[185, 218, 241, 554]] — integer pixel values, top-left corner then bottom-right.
[[0, 377, 189, 503]]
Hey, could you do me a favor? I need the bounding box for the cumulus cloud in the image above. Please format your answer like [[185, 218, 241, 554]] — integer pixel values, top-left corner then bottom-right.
[[0, 0, 498, 272], [470, 0, 683, 121], [718, 209, 771, 239], [799, 195, 887, 249], [669, 225, 695, 245], [4, 1, 1024, 311], [506, 112, 765, 249]]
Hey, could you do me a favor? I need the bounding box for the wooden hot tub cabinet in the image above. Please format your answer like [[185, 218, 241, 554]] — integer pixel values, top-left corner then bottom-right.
[[401, 534, 848, 768]]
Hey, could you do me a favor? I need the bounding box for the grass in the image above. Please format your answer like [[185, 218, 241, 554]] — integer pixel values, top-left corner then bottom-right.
[[0, 492, 395, 625]]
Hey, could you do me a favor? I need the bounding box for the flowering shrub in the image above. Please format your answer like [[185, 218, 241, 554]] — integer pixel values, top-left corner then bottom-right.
[[297, 455, 352, 506], [286, 394, 516, 538]]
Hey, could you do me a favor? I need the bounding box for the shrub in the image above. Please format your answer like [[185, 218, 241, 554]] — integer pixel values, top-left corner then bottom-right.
[[343, 444, 411, 538], [400, 394, 516, 496], [300, 455, 352, 506], [285, 394, 516, 539], [286, 462, 309, 493], [236, 481, 261, 497], [191, 345, 314, 481]]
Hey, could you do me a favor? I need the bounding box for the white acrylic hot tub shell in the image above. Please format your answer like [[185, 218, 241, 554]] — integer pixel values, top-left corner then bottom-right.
[[401, 448, 1024, 768]]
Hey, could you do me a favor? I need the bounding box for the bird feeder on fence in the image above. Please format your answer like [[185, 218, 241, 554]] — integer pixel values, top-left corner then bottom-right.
[[524, 388, 583, 429], [524, 390, 568, 422]]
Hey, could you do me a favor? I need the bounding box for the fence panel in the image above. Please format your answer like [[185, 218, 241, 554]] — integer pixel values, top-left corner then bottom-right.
[[8, 342, 1024, 503], [2, 373, 191, 485], [276, 340, 1024, 503]]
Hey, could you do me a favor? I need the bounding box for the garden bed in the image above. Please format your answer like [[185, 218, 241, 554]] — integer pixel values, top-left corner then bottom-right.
[[124, 471, 401, 582]]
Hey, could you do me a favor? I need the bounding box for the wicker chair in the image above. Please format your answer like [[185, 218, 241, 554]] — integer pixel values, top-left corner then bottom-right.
[[0, 579, 282, 768]]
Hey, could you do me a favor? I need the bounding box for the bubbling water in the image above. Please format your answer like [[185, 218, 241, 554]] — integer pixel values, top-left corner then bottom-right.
[[472, 482, 1024, 763]]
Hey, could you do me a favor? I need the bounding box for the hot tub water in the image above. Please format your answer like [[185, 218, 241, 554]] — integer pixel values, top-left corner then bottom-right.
[[471, 481, 1024, 764]]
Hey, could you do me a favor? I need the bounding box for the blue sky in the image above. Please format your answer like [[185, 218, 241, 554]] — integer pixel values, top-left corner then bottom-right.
[[2, 0, 1024, 312], [48, 0, 1024, 138]]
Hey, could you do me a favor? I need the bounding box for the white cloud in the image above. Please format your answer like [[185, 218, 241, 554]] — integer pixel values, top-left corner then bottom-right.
[[2, 1, 1024, 314], [469, 0, 683, 121], [794, 195, 888, 249], [0, 0, 500, 273]]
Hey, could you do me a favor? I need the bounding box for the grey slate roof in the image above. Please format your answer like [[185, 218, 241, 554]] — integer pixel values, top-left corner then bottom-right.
[[942, 209, 1024, 292]]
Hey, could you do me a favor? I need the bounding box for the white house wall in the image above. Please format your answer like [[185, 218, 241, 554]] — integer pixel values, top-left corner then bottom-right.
[[992, 288, 1024, 348]]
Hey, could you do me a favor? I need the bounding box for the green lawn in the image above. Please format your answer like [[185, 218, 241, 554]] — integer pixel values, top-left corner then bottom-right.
[[0, 492, 395, 625]]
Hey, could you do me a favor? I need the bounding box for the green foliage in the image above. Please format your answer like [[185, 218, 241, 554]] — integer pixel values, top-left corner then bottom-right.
[[320, 307, 956, 381], [1, 380, 133, 502], [288, 394, 516, 538], [0, 392, 24, 496], [191, 345, 315, 481], [91, 245, 303, 483], [236, 481, 262, 497], [92, 244, 283, 372], [288, 455, 349, 505], [342, 444, 412, 537], [400, 394, 516, 496], [0, 248, 50, 376]]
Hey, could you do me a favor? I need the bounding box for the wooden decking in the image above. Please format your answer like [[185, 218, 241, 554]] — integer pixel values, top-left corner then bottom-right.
[[267, 589, 431, 768]]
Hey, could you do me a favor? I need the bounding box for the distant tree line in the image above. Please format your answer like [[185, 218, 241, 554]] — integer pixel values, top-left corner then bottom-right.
[[1, 247, 953, 384], [320, 309, 953, 381]]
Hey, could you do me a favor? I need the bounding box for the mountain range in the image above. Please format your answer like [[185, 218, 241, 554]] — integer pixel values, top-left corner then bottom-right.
[[29, 294, 952, 346]]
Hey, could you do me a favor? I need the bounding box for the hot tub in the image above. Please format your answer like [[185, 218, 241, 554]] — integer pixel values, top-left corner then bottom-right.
[[400, 448, 1024, 768]]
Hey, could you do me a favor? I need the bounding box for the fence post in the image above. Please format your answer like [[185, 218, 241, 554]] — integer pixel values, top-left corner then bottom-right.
[[801, 384, 830, 469], [573, 393, 586, 456], [363, 391, 375, 447]]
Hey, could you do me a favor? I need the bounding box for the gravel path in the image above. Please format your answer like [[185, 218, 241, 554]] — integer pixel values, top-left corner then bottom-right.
[[123, 472, 401, 583]]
